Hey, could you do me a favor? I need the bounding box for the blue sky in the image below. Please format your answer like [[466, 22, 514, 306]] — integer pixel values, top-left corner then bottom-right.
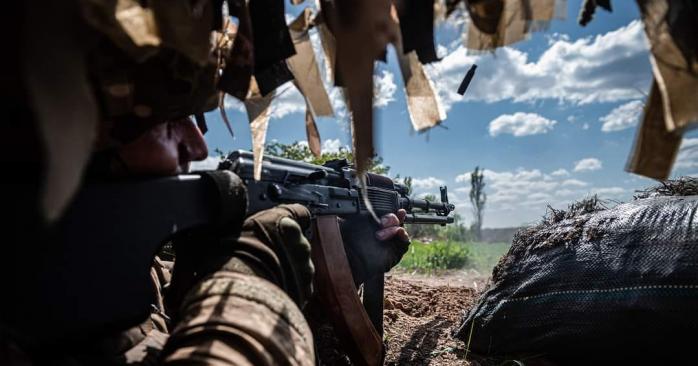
[[195, 0, 698, 228]]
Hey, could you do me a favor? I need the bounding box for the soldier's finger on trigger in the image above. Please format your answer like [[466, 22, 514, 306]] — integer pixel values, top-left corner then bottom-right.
[[397, 209, 407, 224], [380, 213, 400, 228], [376, 226, 401, 241]]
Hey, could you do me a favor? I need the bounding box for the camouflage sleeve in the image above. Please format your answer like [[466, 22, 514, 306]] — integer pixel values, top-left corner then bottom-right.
[[160, 270, 315, 366]]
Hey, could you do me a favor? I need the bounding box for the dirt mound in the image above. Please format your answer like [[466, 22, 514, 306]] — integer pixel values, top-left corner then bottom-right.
[[384, 275, 477, 365]]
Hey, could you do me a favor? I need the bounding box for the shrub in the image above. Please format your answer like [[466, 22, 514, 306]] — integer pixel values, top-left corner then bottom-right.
[[398, 240, 470, 273]]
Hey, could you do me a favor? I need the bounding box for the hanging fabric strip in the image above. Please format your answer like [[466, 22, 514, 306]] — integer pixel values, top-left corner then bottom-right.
[[578, 0, 613, 26], [313, 11, 338, 86], [305, 101, 322, 157], [249, 0, 296, 95], [446, 0, 464, 17], [391, 5, 444, 132], [218, 0, 254, 101], [398, 50, 444, 131], [322, 0, 396, 175], [394, 0, 439, 64], [255, 60, 294, 96], [637, 0, 698, 133], [244, 79, 275, 180], [465, 0, 561, 52], [218, 91, 235, 138], [625, 81, 682, 180], [288, 9, 334, 117]]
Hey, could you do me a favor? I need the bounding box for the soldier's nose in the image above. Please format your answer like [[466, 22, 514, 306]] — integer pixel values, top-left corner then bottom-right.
[[177, 117, 209, 164]]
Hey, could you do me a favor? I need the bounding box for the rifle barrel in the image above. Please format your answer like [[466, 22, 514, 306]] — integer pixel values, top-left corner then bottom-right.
[[404, 213, 454, 225], [400, 197, 455, 215]]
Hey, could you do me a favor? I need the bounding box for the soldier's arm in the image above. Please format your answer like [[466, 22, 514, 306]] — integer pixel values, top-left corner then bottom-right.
[[161, 204, 315, 366]]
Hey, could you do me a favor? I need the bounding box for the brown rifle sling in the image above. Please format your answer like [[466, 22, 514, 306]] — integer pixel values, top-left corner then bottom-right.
[[311, 215, 383, 366]]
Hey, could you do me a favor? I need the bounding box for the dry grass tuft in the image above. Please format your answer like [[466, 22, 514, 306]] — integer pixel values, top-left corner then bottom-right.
[[634, 177, 698, 199]]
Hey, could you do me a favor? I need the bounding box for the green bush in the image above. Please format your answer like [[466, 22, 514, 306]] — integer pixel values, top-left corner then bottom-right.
[[398, 240, 470, 273]]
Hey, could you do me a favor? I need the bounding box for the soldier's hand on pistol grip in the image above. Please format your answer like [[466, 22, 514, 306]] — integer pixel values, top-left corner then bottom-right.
[[340, 209, 411, 285]]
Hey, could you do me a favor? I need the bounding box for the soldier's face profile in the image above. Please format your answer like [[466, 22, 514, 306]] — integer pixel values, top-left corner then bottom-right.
[[117, 117, 208, 176]]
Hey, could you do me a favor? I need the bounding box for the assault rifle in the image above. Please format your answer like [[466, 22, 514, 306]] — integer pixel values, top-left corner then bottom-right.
[[5, 151, 454, 365], [224, 151, 455, 365], [225, 150, 455, 225]]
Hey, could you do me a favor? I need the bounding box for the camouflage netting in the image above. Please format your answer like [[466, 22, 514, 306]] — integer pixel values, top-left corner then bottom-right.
[[455, 178, 698, 364]]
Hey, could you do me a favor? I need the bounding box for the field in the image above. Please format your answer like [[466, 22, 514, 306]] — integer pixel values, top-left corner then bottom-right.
[[397, 240, 511, 274]]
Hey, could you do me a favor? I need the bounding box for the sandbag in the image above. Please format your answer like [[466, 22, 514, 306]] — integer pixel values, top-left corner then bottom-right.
[[455, 194, 698, 364]]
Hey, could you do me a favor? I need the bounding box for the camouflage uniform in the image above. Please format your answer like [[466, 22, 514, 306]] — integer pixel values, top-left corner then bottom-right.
[[123, 204, 315, 366], [1, 206, 315, 366]]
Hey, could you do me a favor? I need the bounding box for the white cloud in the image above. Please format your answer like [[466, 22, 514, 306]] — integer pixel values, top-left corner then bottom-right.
[[373, 70, 397, 107], [451, 168, 558, 227], [190, 156, 221, 171], [600, 100, 644, 132], [546, 33, 571, 45], [454, 186, 470, 194], [590, 187, 626, 197], [322, 138, 343, 154], [411, 177, 446, 190], [561, 179, 589, 187], [674, 138, 698, 170], [574, 158, 603, 172], [467, 169, 557, 207], [451, 164, 635, 228], [296, 138, 347, 154], [551, 168, 570, 177], [436, 44, 448, 59], [489, 112, 557, 137], [427, 20, 649, 111], [555, 188, 578, 197], [455, 173, 471, 183]]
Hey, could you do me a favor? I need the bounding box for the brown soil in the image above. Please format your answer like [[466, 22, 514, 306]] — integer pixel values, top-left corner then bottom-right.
[[383, 273, 478, 365], [312, 272, 485, 365]]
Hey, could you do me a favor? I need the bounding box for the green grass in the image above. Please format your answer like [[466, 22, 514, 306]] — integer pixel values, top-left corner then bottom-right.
[[398, 240, 470, 273], [463, 242, 511, 273], [397, 240, 510, 274]]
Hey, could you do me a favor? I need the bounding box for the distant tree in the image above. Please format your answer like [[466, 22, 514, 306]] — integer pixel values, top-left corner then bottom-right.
[[469, 166, 487, 241], [403, 176, 413, 195], [393, 174, 413, 196], [213, 147, 227, 160], [264, 141, 390, 175]]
